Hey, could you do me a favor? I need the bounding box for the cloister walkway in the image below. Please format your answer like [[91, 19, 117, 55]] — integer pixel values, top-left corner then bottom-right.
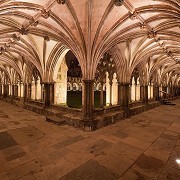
[[0, 100, 180, 180]]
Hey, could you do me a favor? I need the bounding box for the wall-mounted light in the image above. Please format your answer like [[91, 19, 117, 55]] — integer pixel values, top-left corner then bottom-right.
[[57, 0, 66, 4], [114, 0, 124, 6], [176, 159, 180, 165]]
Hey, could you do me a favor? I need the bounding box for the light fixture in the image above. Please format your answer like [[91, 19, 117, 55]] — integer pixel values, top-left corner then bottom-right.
[[114, 0, 124, 6], [176, 59, 180, 64], [57, 0, 66, 4], [176, 159, 180, 165]]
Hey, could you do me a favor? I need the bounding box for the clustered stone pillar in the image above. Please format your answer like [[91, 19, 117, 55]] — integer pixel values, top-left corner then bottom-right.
[[122, 83, 130, 109], [43, 83, 51, 108], [36, 81, 41, 100], [141, 85, 148, 104], [11, 84, 15, 100], [0, 84, 2, 95], [109, 81, 113, 106], [23, 84, 27, 102], [28, 84, 31, 101], [3, 84, 8, 98], [100, 81, 104, 108], [82, 80, 94, 121], [105, 72, 117, 106], [154, 85, 159, 101], [117, 83, 122, 106]]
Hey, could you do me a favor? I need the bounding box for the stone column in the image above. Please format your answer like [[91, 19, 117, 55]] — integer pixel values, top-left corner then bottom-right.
[[3, 85, 8, 98], [144, 85, 148, 104], [151, 84, 154, 99], [174, 86, 177, 97], [100, 81, 104, 108], [8, 84, 11, 96], [36, 81, 41, 100], [148, 84, 151, 99], [112, 77, 118, 105], [1, 84, 4, 95], [140, 85, 144, 102], [11, 84, 15, 99], [31, 81, 35, 100], [136, 84, 140, 101], [135, 84, 137, 101], [106, 73, 110, 106], [117, 82, 122, 106], [28, 84, 31, 101], [50, 83, 54, 105], [35, 82, 37, 100], [122, 83, 130, 109], [20, 84, 24, 97], [155, 85, 159, 101], [43, 83, 51, 108], [18, 84, 20, 97], [131, 83, 135, 102], [109, 81, 112, 106], [82, 80, 94, 121], [24, 84, 27, 102], [141, 85, 148, 104]]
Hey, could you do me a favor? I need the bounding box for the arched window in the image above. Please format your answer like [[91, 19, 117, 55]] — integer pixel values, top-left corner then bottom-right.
[[79, 83, 82, 91], [73, 83, 78, 91], [136, 77, 140, 101], [67, 83, 71, 91], [94, 83, 97, 91], [131, 77, 136, 102]]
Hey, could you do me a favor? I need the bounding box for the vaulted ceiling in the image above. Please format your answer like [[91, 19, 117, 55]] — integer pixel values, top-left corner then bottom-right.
[[0, 0, 179, 84]]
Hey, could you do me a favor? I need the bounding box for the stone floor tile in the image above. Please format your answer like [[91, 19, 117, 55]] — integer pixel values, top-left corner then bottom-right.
[[95, 151, 134, 177], [60, 160, 119, 180], [8, 126, 44, 146], [85, 139, 112, 156], [118, 136, 151, 150], [105, 141, 143, 161], [2, 145, 26, 161], [0, 132, 17, 150], [167, 123, 180, 133], [6, 160, 43, 180], [119, 168, 148, 180], [132, 154, 165, 179], [112, 130, 129, 139], [53, 135, 85, 149]]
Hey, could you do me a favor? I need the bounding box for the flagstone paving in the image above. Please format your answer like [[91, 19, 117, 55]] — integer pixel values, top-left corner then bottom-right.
[[0, 100, 179, 180]]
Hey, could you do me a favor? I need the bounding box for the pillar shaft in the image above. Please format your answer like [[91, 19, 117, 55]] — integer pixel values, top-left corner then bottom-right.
[[141, 85, 148, 104], [122, 83, 130, 109], [43, 83, 51, 108], [117, 83, 122, 106], [3, 85, 8, 98], [82, 80, 94, 120], [155, 86, 159, 101], [100, 81, 104, 108], [109, 82, 112, 106], [24, 84, 27, 102]]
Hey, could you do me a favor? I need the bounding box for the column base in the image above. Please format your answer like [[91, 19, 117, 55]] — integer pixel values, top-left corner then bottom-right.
[[81, 119, 98, 131]]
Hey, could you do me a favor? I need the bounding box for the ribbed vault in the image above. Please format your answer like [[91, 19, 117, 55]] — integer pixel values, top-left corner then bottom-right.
[[0, 0, 179, 85]]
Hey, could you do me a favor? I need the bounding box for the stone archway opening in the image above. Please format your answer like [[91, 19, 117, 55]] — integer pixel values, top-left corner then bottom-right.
[[54, 50, 82, 108], [95, 52, 118, 108], [66, 51, 82, 108]]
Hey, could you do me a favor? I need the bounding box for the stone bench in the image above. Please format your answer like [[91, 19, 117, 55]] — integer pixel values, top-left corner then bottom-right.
[[46, 115, 66, 126]]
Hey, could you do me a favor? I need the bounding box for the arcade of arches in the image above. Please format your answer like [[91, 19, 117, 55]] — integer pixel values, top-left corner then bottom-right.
[[0, 0, 180, 131]]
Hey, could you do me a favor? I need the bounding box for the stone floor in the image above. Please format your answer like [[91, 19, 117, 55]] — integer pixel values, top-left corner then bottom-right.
[[0, 100, 180, 180]]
